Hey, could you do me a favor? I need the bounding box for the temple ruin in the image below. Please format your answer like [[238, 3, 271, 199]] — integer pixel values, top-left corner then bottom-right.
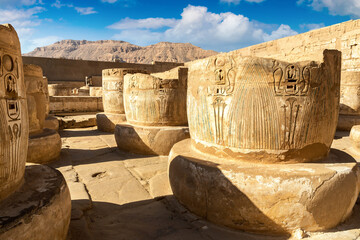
[[1, 19, 360, 240]]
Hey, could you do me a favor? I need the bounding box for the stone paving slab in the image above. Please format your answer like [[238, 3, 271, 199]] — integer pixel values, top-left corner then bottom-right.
[[47, 127, 360, 240], [55, 113, 97, 130]]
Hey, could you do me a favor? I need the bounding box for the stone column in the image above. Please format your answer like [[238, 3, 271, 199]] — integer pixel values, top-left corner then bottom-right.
[[24, 64, 62, 163], [114, 67, 190, 155], [96, 68, 147, 132], [168, 50, 360, 235], [0, 24, 28, 203], [43, 75, 59, 131], [0, 24, 71, 240]]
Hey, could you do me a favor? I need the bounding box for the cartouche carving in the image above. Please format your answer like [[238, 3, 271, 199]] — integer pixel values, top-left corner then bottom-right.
[[273, 61, 310, 96], [207, 56, 235, 144]]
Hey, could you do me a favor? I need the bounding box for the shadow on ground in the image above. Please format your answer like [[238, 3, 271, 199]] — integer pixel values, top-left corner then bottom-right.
[[69, 197, 289, 240]]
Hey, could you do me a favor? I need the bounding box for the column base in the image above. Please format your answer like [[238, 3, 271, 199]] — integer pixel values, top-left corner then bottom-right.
[[27, 128, 62, 164], [337, 114, 360, 131], [44, 116, 59, 131], [96, 112, 126, 133], [0, 164, 71, 240], [168, 138, 360, 235], [115, 123, 189, 155]]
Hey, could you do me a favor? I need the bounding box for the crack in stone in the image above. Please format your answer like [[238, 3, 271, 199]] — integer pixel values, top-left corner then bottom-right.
[[122, 165, 152, 197], [310, 172, 337, 200]]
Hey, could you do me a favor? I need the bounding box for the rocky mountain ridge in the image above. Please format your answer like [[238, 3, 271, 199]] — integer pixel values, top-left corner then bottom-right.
[[24, 40, 218, 64]]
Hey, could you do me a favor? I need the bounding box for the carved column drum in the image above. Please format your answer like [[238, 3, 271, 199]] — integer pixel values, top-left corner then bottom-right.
[[123, 69, 187, 126], [24, 64, 47, 135], [43, 76, 50, 117], [102, 68, 147, 115], [187, 50, 341, 163], [0, 24, 28, 202]]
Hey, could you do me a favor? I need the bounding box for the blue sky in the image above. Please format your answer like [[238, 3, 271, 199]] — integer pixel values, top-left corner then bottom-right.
[[0, 0, 358, 53]]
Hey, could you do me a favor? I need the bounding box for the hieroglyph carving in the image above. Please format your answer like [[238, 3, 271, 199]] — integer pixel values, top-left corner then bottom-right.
[[207, 57, 235, 144], [273, 61, 312, 149], [127, 76, 138, 120], [0, 53, 22, 181], [154, 78, 178, 122]]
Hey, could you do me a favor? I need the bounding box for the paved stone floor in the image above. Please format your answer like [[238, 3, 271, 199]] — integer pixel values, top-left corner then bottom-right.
[[47, 127, 360, 240]]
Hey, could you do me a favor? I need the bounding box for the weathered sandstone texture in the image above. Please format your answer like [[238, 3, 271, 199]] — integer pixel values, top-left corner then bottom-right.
[[124, 67, 187, 126], [97, 112, 126, 133], [27, 128, 62, 163], [97, 68, 147, 132], [350, 125, 360, 152], [169, 139, 359, 235], [44, 115, 59, 131], [50, 96, 103, 113], [24, 64, 47, 134], [44, 75, 59, 131], [24, 64, 62, 163], [169, 50, 360, 235], [0, 24, 28, 202], [48, 83, 78, 96], [89, 87, 102, 97], [187, 51, 340, 163], [115, 124, 189, 155], [0, 24, 71, 240], [0, 164, 71, 240], [115, 67, 189, 155], [211, 19, 360, 130]]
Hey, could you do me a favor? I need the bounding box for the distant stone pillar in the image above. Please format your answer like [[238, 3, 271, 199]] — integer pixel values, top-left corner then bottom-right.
[[0, 24, 71, 240], [123, 69, 187, 126], [114, 67, 189, 155], [168, 50, 360, 235], [24, 64, 47, 135], [96, 68, 147, 132], [24, 64, 61, 163], [338, 71, 360, 129]]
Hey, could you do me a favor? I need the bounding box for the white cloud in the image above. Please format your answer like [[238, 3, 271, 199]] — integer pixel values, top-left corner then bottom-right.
[[263, 24, 298, 41], [51, 0, 71, 8], [0, 0, 43, 7], [220, 0, 265, 5], [299, 0, 360, 17], [109, 5, 297, 52], [0, 6, 46, 53], [74, 7, 97, 15], [51, 1, 95, 15], [100, 0, 136, 5], [108, 17, 178, 30], [0, 6, 44, 23], [25, 35, 61, 52]]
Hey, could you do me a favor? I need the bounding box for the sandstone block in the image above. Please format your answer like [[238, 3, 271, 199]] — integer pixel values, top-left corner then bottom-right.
[[0, 24, 28, 202], [27, 128, 62, 163], [0, 164, 71, 240], [24, 64, 47, 135], [96, 112, 126, 133], [169, 139, 360, 235], [115, 123, 189, 155], [102, 68, 147, 114], [44, 115, 59, 131], [123, 67, 188, 126], [187, 50, 341, 163]]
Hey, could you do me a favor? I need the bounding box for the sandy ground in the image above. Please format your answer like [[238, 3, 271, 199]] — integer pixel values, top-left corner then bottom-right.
[[47, 127, 360, 240]]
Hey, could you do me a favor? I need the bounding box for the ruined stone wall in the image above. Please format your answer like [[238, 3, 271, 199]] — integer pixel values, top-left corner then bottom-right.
[[22, 56, 183, 83], [214, 19, 360, 116]]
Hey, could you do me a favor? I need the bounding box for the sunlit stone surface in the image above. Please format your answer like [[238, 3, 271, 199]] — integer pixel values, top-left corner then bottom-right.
[[169, 50, 360, 235]]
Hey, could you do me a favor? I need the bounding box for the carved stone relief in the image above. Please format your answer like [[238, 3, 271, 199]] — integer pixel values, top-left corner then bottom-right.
[[187, 51, 341, 163], [0, 24, 28, 202]]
